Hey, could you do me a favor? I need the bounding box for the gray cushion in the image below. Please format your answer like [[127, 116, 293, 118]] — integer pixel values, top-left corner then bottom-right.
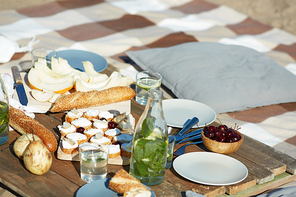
[[126, 42, 296, 114]]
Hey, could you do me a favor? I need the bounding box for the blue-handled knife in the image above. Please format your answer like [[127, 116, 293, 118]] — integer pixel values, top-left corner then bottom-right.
[[174, 117, 199, 141], [12, 66, 28, 106]]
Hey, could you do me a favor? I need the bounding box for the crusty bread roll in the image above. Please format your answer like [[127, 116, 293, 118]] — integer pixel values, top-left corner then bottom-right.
[[50, 86, 135, 112], [9, 106, 58, 153], [109, 169, 150, 196]]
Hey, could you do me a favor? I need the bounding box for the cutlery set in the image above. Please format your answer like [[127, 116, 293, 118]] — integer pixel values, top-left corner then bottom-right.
[[173, 117, 203, 156]]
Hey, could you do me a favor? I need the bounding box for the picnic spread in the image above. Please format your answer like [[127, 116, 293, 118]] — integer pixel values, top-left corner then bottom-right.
[[1, 0, 296, 196]]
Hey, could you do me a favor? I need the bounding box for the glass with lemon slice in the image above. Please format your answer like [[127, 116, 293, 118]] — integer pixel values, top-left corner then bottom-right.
[[135, 71, 162, 105]]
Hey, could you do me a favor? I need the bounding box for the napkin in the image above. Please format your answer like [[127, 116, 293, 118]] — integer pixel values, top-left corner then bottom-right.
[[0, 36, 37, 63], [0, 73, 44, 118]]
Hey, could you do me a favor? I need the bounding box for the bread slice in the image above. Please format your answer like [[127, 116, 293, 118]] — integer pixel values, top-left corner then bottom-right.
[[108, 169, 150, 196]]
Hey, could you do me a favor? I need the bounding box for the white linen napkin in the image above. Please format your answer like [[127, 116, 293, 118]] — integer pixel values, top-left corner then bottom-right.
[[0, 36, 37, 63]]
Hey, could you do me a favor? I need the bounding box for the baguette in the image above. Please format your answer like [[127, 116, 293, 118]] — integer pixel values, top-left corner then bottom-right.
[[109, 169, 150, 196], [9, 106, 58, 153], [50, 86, 135, 112]]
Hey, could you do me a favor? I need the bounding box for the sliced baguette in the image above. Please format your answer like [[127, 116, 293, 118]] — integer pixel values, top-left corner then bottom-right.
[[108, 169, 150, 196]]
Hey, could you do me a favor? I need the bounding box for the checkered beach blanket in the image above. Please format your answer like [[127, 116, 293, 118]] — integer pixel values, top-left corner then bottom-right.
[[1, 0, 296, 159]]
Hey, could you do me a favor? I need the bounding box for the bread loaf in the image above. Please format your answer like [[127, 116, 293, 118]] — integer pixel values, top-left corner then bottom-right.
[[9, 106, 58, 153], [50, 86, 135, 112], [109, 169, 150, 196]]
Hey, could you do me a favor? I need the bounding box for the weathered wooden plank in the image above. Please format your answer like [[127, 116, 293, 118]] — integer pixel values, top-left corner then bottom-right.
[[235, 145, 286, 176], [230, 152, 274, 184], [225, 176, 256, 195], [243, 135, 296, 175], [219, 173, 296, 197]]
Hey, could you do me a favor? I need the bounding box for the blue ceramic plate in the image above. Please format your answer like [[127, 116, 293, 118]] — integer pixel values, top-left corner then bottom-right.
[[76, 178, 156, 197], [55, 49, 107, 72]]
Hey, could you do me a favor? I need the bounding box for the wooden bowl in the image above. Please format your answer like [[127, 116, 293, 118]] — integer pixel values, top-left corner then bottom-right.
[[201, 130, 244, 154]]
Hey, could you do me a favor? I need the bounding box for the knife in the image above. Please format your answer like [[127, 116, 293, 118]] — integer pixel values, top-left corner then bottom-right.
[[174, 117, 199, 141], [11, 66, 28, 106]]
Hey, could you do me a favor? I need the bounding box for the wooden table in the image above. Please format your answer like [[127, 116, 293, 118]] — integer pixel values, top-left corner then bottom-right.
[[1, 65, 296, 196], [1, 98, 296, 197]]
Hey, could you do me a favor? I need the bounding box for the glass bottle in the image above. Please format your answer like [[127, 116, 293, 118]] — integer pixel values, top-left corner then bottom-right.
[[130, 89, 168, 186], [0, 75, 9, 146]]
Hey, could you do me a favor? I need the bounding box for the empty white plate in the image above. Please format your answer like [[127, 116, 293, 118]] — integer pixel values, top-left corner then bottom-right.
[[173, 152, 248, 185], [163, 99, 216, 128]]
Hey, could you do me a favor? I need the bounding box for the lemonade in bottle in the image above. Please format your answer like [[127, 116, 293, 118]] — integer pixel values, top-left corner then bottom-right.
[[130, 89, 168, 185]]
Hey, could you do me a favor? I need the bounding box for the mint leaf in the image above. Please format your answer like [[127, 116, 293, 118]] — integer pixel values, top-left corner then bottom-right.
[[142, 118, 154, 137]]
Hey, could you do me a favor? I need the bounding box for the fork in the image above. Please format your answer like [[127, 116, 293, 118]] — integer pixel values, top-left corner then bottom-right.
[[173, 141, 203, 156]]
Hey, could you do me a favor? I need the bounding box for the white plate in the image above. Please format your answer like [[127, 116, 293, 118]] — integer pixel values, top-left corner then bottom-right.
[[163, 99, 216, 128], [56, 49, 107, 72], [76, 178, 156, 197], [173, 152, 248, 186]]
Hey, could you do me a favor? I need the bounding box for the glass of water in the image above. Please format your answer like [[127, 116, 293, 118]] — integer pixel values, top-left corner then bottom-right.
[[31, 47, 56, 68], [135, 71, 162, 105], [79, 143, 109, 182]]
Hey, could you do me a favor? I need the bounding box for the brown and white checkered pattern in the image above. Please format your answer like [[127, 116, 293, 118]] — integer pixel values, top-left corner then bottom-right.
[[1, 0, 296, 158]]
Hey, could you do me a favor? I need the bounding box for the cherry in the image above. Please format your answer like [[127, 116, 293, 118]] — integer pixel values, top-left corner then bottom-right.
[[108, 121, 117, 129], [212, 137, 219, 142], [218, 125, 227, 132], [77, 127, 85, 133], [232, 133, 240, 142], [214, 129, 222, 138], [220, 131, 226, 138], [219, 136, 226, 142], [208, 125, 216, 132], [226, 137, 234, 143], [205, 130, 214, 138], [226, 129, 234, 138]]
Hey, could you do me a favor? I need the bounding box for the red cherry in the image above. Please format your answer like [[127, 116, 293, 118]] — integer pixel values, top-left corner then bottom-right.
[[220, 131, 226, 137], [218, 125, 227, 132], [226, 129, 234, 138], [212, 137, 219, 141], [77, 127, 85, 133], [208, 125, 216, 132], [108, 121, 117, 129], [205, 130, 214, 138], [232, 133, 240, 142], [214, 129, 222, 138], [219, 136, 226, 142]]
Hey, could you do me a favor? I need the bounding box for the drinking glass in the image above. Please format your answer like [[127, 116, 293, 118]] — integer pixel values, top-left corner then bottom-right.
[[79, 143, 109, 182], [0, 75, 9, 146], [166, 134, 176, 169], [135, 71, 162, 105], [31, 47, 56, 68]]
